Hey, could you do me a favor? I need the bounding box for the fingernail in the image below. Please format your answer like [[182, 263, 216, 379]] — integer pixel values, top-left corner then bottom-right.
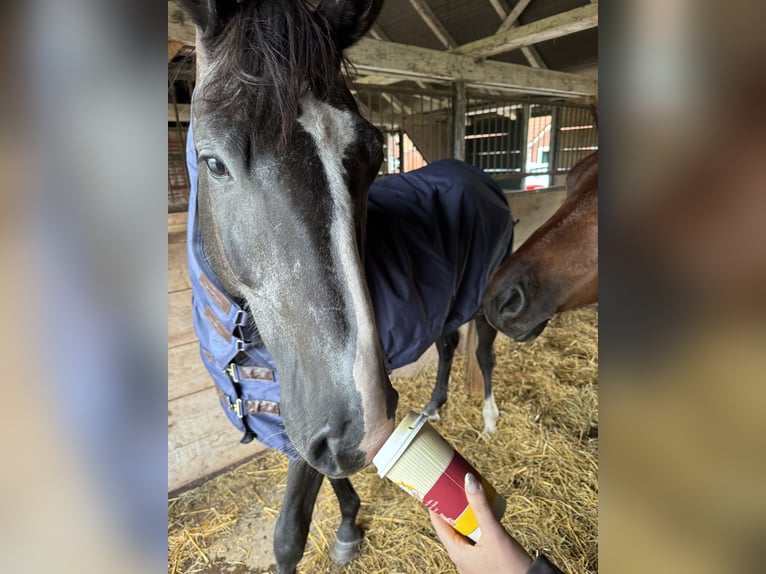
[[465, 472, 479, 494]]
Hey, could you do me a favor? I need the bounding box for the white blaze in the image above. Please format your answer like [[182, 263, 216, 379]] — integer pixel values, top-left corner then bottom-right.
[[297, 94, 392, 457]]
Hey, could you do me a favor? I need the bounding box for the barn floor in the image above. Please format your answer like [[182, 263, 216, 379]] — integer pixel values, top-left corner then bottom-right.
[[168, 306, 598, 574]]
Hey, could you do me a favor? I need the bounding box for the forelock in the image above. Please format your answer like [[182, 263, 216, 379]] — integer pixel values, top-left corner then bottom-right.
[[196, 0, 347, 151]]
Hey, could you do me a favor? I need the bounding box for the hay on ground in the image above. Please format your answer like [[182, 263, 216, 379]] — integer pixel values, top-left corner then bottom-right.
[[168, 306, 598, 573]]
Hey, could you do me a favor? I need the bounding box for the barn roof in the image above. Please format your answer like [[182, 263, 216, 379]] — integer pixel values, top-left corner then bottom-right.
[[168, 0, 598, 103]]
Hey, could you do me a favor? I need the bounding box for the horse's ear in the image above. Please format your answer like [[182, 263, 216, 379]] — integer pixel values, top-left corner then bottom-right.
[[316, 0, 384, 50], [176, 0, 240, 39]]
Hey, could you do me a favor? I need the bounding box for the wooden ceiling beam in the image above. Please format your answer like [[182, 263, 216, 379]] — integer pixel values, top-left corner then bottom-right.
[[497, 0, 533, 34], [487, 0, 512, 20], [407, 0, 457, 49], [355, 75, 404, 86], [486, 0, 547, 68], [520, 45, 547, 68], [368, 24, 391, 42], [168, 1, 596, 97], [364, 23, 429, 89], [168, 1, 195, 45], [168, 41, 184, 61], [347, 39, 596, 96], [454, 4, 598, 60]]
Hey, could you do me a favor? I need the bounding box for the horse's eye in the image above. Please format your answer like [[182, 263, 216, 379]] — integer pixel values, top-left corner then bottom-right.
[[204, 156, 228, 177]]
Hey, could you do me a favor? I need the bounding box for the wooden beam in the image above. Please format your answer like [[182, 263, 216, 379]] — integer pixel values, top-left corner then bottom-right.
[[168, 1, 195, 46], [407, 0, 457, 49], [369, 24, 391, 42], [381, 92, 412, 116], [487, 0, 511, 20], [169, 3, 596, 96], [498, 0, 532, 34], [347, 39, 597, 96], [454, 4, 598, 59], [168, 41, 184, 61], [364, 23, 429, 90], [520, 45, 547, 68], [169, 103, 190, 122], [487, 0, 547, 68], [355, 75, 403, 86], [358, 25, 417, 112]]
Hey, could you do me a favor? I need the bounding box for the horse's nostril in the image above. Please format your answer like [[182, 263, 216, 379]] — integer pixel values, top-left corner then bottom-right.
[[310, 435, 330, 463], [307, 421, 353, 473], [498, 284, 526, 318]]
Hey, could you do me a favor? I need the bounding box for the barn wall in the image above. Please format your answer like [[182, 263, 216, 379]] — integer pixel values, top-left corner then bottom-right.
[[507, 189, 567, 248], [168, 212, 268, 494]]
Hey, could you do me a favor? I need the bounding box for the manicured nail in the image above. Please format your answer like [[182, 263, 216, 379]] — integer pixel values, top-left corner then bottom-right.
[[465, 473, 480, 494]]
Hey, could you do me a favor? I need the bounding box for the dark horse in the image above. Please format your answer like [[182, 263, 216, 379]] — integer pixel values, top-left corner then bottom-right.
[[179, 1, 510, 571], [483, 151, 598, 340]]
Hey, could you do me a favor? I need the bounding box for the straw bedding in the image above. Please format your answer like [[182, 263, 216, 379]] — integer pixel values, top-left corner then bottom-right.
[[168, 306, 598, 573]]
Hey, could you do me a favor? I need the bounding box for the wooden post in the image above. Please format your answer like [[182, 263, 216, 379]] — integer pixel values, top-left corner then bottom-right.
[[452, 81, 466, 161], [452, 82, 483, 397]]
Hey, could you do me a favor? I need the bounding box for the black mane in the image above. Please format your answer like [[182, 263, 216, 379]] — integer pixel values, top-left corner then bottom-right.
[[199, 0, 344, 151]]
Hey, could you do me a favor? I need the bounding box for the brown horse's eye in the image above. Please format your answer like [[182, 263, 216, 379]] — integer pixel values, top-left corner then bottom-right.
[[204, 156, 228, 178]]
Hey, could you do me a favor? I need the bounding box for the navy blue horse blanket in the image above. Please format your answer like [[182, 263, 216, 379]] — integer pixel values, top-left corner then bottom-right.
[[187, 128, 513, 456]]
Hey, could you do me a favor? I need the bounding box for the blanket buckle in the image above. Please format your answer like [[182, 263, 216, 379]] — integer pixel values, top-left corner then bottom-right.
[[225, 396, 244, 418], [225, 363, 240, 383]]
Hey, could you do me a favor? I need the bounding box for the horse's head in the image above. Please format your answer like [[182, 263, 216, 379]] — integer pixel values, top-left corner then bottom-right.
[[180, 0, 396, 477], [483, 152, 598, 341]]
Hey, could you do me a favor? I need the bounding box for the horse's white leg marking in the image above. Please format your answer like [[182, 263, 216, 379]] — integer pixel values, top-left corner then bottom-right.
[[298, 95, 393, 457], [482, 391, 499, 434], [424, 408, 441, 423]]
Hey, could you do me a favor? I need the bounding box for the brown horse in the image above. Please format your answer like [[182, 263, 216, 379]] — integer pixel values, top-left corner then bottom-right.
[[483, 151, 598, 340]]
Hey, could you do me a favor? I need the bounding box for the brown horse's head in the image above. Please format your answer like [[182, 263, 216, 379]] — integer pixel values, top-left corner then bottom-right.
[[483, 152, 598, 341]]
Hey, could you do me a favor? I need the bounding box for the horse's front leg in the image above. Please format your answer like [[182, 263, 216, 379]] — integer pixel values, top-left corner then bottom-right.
[[423, 330, 460, 422], [327, 477, 363, 566], [274, 458, 324, 574], [476, 312, 499, 433]]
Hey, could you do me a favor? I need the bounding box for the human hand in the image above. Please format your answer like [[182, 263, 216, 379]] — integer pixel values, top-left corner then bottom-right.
[[429, 473, 532, 574]]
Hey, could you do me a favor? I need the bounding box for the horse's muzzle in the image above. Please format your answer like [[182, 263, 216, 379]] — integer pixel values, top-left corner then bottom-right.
[[304, 423, 361, 477], [484, 283, 553, 341], [485, 283, 528, 331], [515, 318, 550, 342], [494, 283, 527, 319]]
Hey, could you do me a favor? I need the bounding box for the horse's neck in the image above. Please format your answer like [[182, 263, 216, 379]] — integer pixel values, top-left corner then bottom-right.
[[566, 152, 598, 193]]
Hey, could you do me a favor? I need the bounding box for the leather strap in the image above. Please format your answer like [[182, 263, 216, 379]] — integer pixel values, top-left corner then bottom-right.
[[199, 272, 232, 315], [215, 387, 280, 417], [238, 365, 274, 381], [204, 305, 232, 342], [245, 399, 280, 416]]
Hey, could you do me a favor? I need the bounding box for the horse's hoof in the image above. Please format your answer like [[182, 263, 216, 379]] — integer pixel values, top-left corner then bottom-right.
[[482, 423, 497, 434], [329, 536, 362, 566], [422, 405, 441, 422]]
